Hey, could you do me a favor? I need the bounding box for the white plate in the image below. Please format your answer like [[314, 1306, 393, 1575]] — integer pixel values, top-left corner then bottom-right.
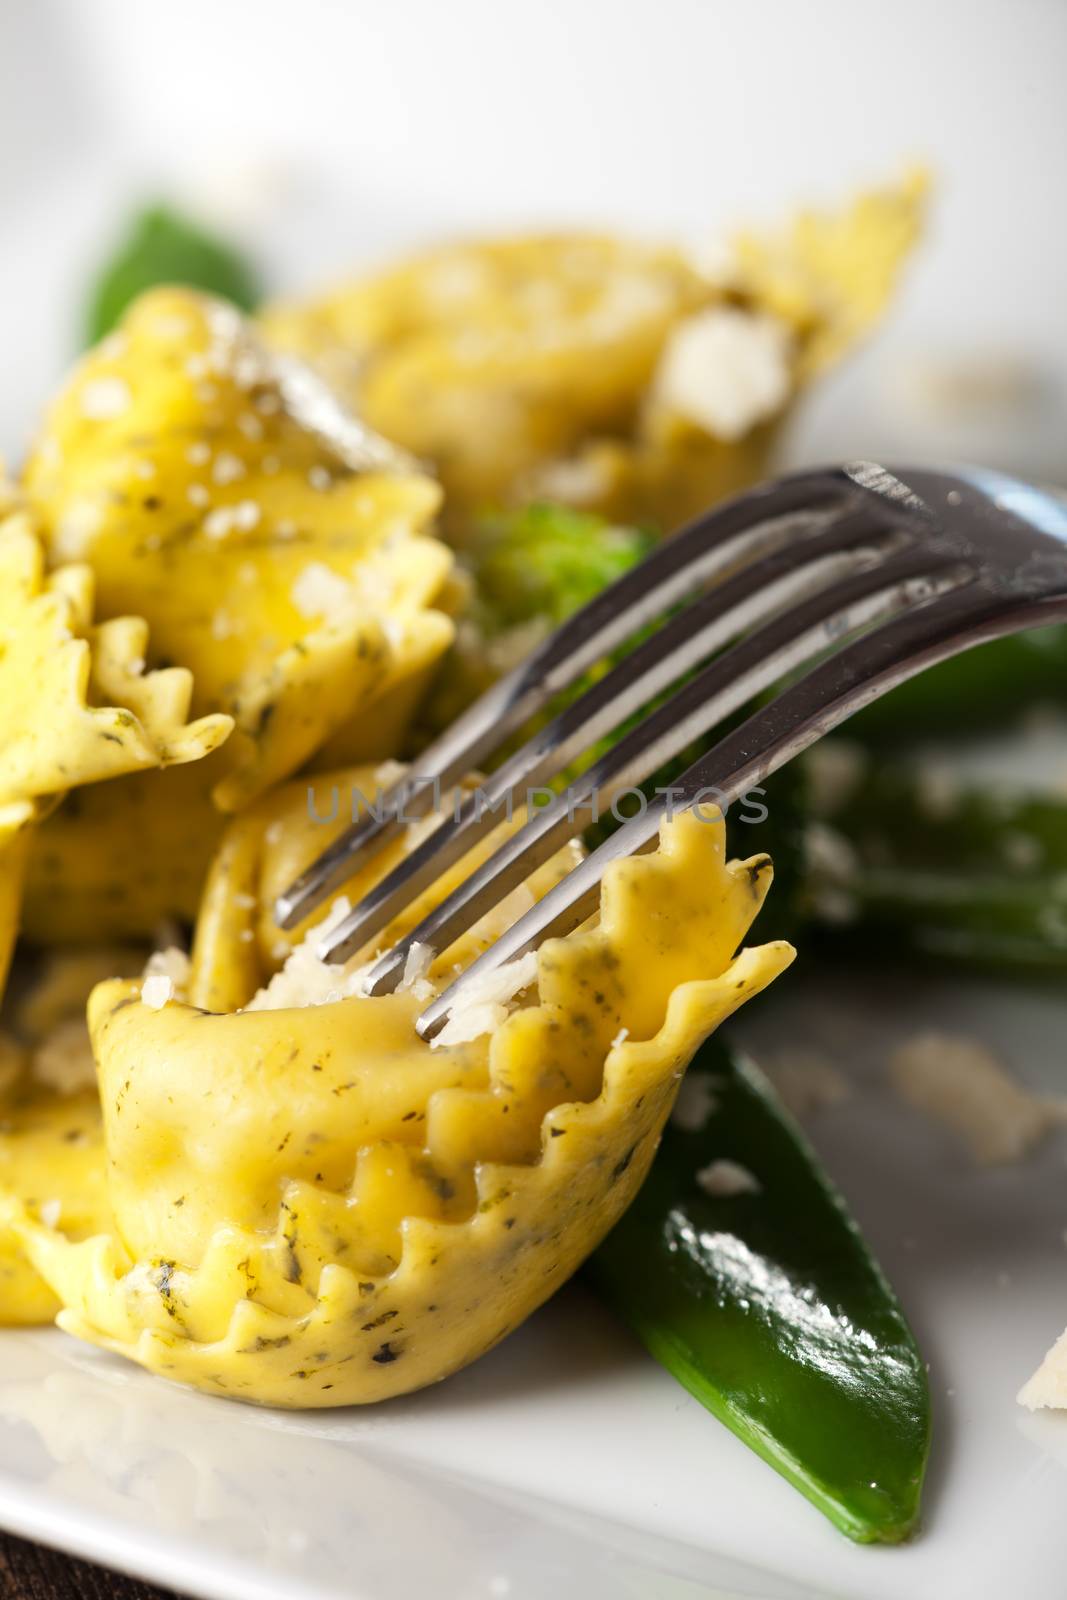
[[2, 964, 1066, 1600]]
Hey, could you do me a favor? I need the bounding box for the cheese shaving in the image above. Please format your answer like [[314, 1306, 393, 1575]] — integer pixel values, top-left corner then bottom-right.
[[671, 1072, 721, 1131], [432, 951, 539, 1049], [32, 1019, 96, 1096], [654, 308, 792, 440], [695, 1159, 762, 1198], [889, 1031, 1067, 1166]]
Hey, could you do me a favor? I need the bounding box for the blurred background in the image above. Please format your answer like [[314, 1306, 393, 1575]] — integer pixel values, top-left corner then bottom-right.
[[2, 0, 1064, 480]]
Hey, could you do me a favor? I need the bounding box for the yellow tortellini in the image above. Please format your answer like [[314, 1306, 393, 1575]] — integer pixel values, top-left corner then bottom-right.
[[264, 234, 711, 524], [22, 762, 233, 945], [22, 287, 454, 812], [0, 509, 230, 802], [15, 288, 456, 945], [2, 794, 792, 1406], [263, 171, 925, 535], [730, 166, 929, 378], [0, 504, 232, 994], [0, 947, 143, 1324], [0, 1085, 108, 1326]]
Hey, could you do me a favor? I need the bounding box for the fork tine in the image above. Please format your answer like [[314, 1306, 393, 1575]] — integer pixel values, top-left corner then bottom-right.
[[274, 468, 861, 929], [414, 576, 1010, 1040], [318, 506, 898, 961], [351, 544, 970, 993]]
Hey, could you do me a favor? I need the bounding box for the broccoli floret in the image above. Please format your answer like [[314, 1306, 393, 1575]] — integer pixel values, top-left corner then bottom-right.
[[422, 504, 654, 734], [470, 503, 656, 632]]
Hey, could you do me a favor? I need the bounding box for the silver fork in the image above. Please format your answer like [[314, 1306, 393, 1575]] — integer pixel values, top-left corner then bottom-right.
[[275, 462, 1067, 1039]]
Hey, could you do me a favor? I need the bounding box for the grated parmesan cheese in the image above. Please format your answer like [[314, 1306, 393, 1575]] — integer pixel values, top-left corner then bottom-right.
[[671, 1072, 721, 1131], [374, 760, 405, 786], [804, 740, 868, 817], [245, 898, 375, 1011], [211, 451, 247, 485], [1001, 830, 1044, 870], [144, 947, 191, 997], [202, 500, 261, 540], [80, 376, 131, 420], [397, 942, 435, 1003], [1019, 1326, 1067, 1411], [431, 952, 539, 1049], [32, 1018, 96, 1095], [764, 1048, 851, 1120], [141, 975, 175, 1010], [525, 453, 613, 506], [695, 1159, 762, 1198], [915, 764, 961, 820], [291, 562, 357, 624], [804, 822, 859, 883], [804, 821, 860, 926], [654, 308, 792, 441], [888, 1031, 1067, 1166]]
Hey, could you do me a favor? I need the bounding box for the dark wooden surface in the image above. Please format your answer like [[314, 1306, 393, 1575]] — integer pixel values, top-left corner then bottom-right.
[[0, 1532, 183, 1600]]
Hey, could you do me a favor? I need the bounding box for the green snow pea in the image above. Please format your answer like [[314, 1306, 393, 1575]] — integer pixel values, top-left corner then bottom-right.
[[86, 204, 261, 344], [588, 1036, 930, 1544], [845, 626, 1067, 743], [805, 751, 1067, 972]]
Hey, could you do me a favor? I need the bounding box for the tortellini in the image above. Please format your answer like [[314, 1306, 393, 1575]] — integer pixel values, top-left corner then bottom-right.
[[729, 167, 929, 378], [1, 790, 792, 1407], [263, 172, 925, 535], [0, 948, 144, 1323], [0, 1085, 108, 1326], [0, 509, 231, 801], [22, 287, 453, 812], [16, 288, 455, 944], [0, 505, 232, 995]]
